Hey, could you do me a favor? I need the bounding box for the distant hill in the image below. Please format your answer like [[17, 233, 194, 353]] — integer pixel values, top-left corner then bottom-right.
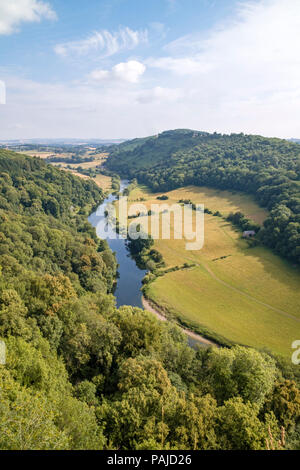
[[105, 129, 212, 172], [106, 129, 300, 177], [105, 129, 300, 265]]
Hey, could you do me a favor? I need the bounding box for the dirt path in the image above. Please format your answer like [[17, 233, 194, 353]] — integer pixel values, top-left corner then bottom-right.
[[142, 297, 216, 347], [182, 252, 300, 323]]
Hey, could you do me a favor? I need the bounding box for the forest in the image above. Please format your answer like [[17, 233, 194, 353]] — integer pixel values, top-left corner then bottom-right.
[[105, 130, 300, 265], [0, 149, 299, 450]]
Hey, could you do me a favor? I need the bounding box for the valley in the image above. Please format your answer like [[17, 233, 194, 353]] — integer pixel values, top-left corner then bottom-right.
[[122, 184, 300, 357], [2, 0, 300, 452], [1, 138, 300, 450], [11, 134, 300, 358]]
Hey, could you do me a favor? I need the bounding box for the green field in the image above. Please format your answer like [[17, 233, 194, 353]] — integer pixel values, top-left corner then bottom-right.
[[128, 185, 300, 357]]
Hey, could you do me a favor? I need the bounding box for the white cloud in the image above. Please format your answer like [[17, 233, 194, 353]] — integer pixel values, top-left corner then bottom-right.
[[89, 69, 110, 81], [159, 0, 300, 91], [113, 61, 146, 83], [0, 75, 186, 139], [89, 60, 146, 84], [0, 0, 56, 35], [55, 27, 148, 58]]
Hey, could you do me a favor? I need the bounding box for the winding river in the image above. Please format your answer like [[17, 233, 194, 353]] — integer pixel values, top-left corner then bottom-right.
[[89, 180, 215, 349], [88, 180, 147, 308]]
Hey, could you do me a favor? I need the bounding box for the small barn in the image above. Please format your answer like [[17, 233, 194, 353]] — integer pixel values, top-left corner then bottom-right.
[[243, 230, 256, 238]]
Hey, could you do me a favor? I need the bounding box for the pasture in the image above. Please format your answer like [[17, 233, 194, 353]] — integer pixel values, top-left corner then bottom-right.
[[127, 185, 300, 357]]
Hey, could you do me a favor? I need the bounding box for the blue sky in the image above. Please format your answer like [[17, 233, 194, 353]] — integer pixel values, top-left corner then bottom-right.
[[0, 0, 235, 82], [0, 0, 300, 139]]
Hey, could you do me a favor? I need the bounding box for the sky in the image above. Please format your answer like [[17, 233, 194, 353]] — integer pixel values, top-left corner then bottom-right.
[[0, 0, 300, 140]]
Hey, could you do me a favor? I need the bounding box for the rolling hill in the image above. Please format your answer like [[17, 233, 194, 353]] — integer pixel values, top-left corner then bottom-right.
[[105, 129, 300, 265]]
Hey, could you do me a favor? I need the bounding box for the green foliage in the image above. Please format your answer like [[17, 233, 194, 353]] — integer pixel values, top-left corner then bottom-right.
[[0, 368, 69, 450], [112, 307, 162, 359], [127, 223, 155, 268], [227, 211, 260, 233], [1, 149, 300, 450], [46, 155, 94, 164], [202, 346, 278, 406], [263, 380, 300, 430], [105, 129, 300, 264], [216, 397, 275, 450]]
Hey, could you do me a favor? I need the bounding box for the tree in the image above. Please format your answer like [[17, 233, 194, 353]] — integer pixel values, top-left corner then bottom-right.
[[112, 307, 163, 359], [203, 346, 278, 405], [263, 380, 300, 430], [216, 397, 276, 450], [0, 289, 30, 339], [0, 368, 69, 450]]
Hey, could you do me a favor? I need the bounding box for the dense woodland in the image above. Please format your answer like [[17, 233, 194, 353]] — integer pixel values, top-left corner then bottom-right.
[[0, 149, 299, 450], [105, 130, 300, 265]]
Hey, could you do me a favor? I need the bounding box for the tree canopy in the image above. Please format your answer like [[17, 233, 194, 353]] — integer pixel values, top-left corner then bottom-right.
[[0, 149, 299, 450]]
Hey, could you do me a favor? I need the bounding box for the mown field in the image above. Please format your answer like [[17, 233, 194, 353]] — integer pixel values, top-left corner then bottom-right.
[[23, 149, 108, 168], [56, 153, 108, 170], [21, 150, 59, 159], [93, 173, 111, 191], [61, 168, 111, 192], [126, 185, 300, 357]]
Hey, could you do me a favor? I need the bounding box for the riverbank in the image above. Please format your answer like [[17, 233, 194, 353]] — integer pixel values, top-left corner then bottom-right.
[[142, 296, 216, 348]]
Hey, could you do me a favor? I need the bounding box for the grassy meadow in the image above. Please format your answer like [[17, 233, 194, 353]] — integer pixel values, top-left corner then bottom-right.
[[93, 173, 112, 191], [125, 185, 300, 357]]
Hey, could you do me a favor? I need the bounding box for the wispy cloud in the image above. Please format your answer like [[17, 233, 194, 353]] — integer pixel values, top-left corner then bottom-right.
[[0, 0, 56, 35], [147, 56, 214, 76], [55, 27, 148, 58], [148, 0, 300, 133], [159, 0, 300, 87]]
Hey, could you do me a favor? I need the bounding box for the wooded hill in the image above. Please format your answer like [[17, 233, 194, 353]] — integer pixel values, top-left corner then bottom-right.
[[0, 150, 299, 450], [105, 129, 300, 264]]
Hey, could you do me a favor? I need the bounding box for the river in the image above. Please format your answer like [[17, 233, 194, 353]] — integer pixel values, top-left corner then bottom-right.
[[88, 180, 147, 308], [88, 180, 215, 349]]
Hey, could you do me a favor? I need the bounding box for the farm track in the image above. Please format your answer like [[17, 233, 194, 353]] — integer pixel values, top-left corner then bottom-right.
[[202, 263, 300, 323], [181, 246, 299, 322]]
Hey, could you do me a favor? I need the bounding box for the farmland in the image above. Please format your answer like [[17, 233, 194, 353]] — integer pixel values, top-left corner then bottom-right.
[[20, 148, 112, 192], [126, 185, 300, 357]]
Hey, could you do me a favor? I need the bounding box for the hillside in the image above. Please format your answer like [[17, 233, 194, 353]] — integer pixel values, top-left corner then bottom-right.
[[105, 130, 300, 265], [1, 150, 300, 450]]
